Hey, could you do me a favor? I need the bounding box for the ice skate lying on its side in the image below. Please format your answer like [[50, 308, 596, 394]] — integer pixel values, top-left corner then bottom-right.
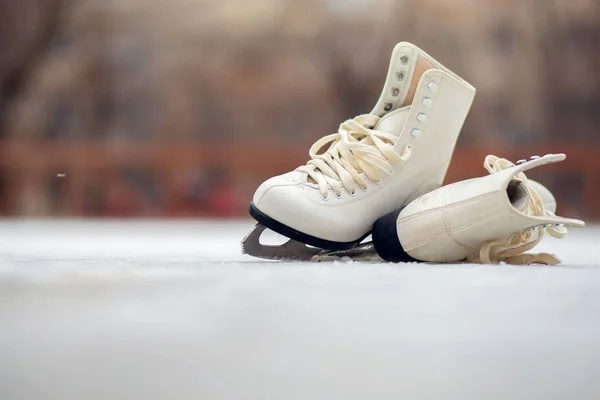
[[242, 41, 476, 261], [309, 176, 562, 263], [371, 154, 585, 265]]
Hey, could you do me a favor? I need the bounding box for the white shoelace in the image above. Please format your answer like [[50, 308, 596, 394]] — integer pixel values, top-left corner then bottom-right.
[[473, 155, 567, 265], [296, 114, 411, 198]]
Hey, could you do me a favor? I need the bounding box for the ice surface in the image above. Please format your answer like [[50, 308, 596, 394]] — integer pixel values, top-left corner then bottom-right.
[[0, 220, 599, 400]]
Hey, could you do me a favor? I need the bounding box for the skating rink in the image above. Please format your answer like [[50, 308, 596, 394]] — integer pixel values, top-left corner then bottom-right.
[[0, 220, 599, 400]]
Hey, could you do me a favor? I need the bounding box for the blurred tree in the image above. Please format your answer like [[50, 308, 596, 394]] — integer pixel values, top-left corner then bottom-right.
[[0, 0, 65, 136]]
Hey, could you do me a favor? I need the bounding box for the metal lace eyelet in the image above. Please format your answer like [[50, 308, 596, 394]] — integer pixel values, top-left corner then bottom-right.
[[396, 71, 405, 81], [400, 55, 409, 64], [391, 88, 400, 96], [384, 103, 393, 111], [334, 192, 342, 199], [321, 194, 329, 201], [361, 185, 369, 192]]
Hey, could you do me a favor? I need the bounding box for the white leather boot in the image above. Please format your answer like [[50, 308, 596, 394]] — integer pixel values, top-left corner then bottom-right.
[[371, 154, 585, 265], [242, 42, 476, 260]]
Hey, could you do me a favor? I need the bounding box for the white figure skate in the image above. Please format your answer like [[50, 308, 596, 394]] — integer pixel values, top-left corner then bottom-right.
[[371, 154, 585, 265], [309, 176, 561, 263], [242, 42, 476, 260]]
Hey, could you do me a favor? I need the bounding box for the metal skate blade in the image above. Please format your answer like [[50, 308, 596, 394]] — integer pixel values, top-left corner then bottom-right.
[[311, 242, 381, 262], [241, 223, 322, 261]]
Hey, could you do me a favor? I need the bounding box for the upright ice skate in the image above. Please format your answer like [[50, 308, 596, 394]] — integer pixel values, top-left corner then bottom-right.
[[371, 154, 585, 265], [242, 42, 476, 260]]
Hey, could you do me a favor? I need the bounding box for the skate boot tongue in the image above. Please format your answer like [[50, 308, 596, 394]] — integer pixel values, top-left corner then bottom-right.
[[370, 42, 474, 135], [370, 42, 445, 117]]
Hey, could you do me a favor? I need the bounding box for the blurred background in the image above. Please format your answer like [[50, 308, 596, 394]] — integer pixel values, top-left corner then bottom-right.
[[0, 0, 598, 220]]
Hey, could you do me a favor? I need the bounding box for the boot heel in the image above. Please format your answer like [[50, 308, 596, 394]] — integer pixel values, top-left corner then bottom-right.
[[372, 208, 417, 263]]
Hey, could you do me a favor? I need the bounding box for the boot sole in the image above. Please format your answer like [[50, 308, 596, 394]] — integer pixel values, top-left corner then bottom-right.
[[248, 202, 367, 251]]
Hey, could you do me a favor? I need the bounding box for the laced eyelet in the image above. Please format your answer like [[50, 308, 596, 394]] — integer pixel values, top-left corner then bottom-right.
[[321, 194, 329, 201], [349, 190, 356, 197], [361, 185, 369, 192], [334, 192, 342, 199]]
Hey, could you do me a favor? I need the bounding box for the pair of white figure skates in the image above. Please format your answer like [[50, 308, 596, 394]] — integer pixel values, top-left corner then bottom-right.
[[242, 42, 585, 264]]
